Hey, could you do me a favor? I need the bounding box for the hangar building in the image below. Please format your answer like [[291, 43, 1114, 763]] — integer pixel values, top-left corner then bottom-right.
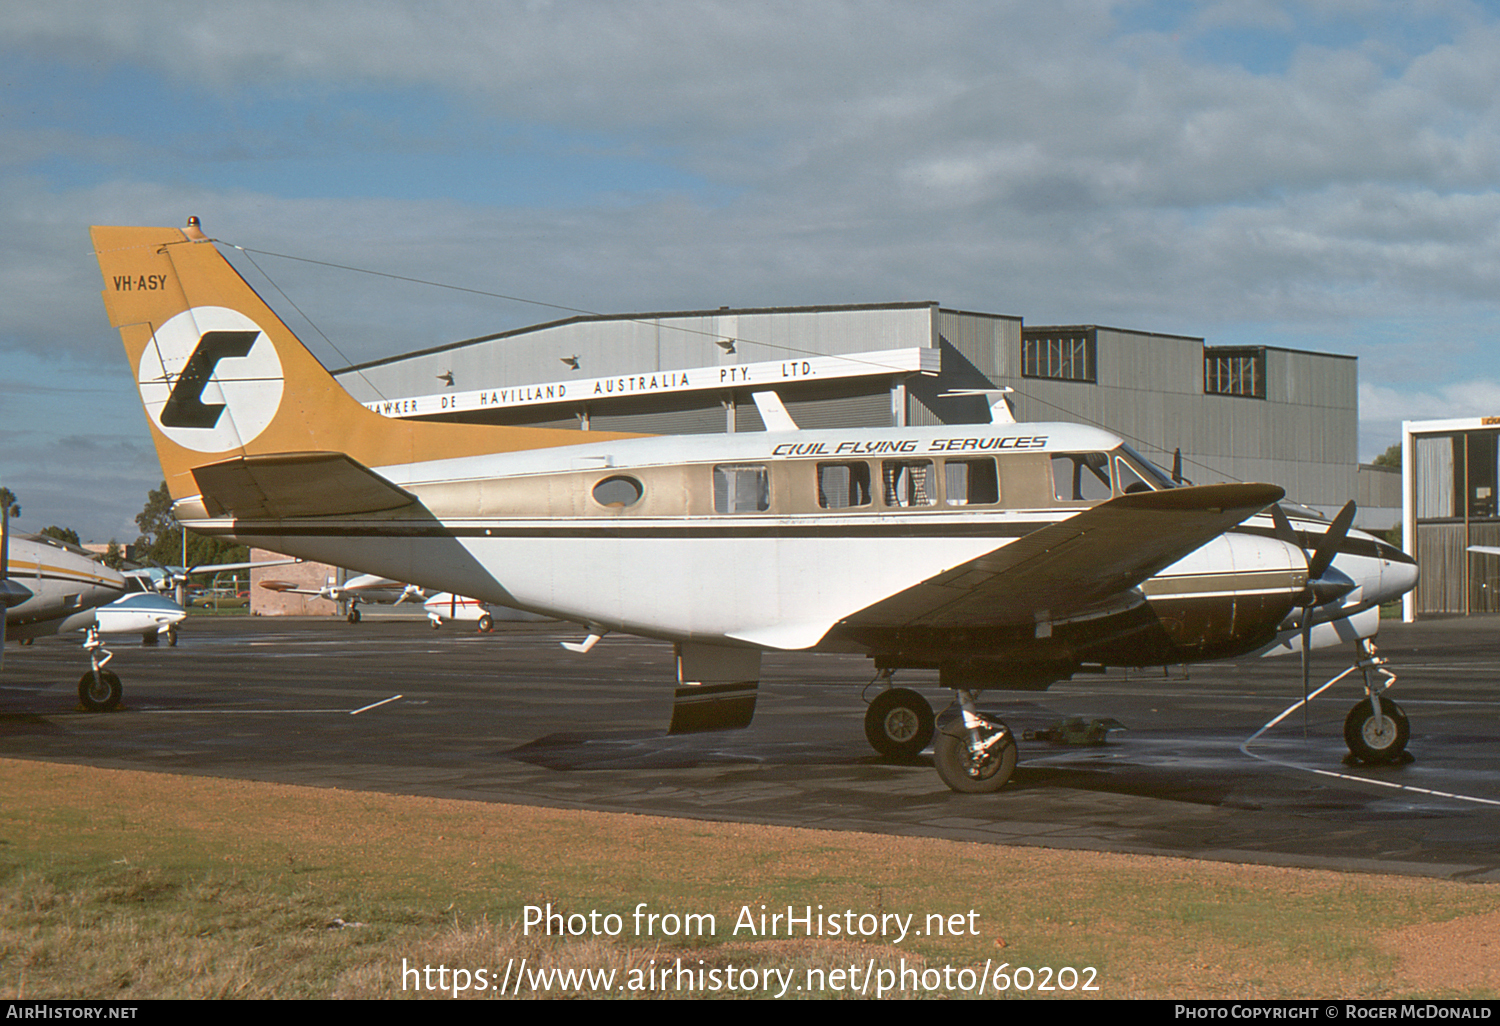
[[1401, 415, 1500, 618], [331, 301, 1359, 515]]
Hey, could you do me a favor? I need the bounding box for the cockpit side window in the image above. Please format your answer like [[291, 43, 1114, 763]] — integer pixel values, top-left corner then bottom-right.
[[1050, 453, 1113, 502]]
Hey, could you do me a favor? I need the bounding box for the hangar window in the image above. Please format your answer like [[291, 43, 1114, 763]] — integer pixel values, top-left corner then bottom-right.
[[1051, 452, 1113, 502], [943, 458, 1000, 505], [592, 475, 643, 508], [1205, 348, 1266, 398], [714, 464, 770, 513], [817, 462, 871, 509], [883, 460, 936, 507], [1022, 328, 1096, 383]]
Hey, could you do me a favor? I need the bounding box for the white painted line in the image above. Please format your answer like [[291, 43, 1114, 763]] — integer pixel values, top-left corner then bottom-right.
[[350, 693, 403, 715], [143, 708, 351, 715], [1241, 686, 1500, 809]]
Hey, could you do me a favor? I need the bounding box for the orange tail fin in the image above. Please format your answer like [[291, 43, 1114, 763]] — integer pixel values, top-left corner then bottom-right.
[[91, 222, 641, 503]]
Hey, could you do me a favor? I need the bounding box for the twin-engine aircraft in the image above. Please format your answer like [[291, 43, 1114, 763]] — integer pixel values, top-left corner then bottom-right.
[[2, 526, 186, 709], [89, 220, 1418, 792], [259, 573, 495, 629]]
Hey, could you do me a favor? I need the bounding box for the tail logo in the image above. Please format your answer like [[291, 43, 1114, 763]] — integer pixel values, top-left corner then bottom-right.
[[138, 306, 284, 453]]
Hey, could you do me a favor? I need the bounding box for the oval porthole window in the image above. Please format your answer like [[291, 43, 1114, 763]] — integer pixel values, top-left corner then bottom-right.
[[592, 475, 643, 508]]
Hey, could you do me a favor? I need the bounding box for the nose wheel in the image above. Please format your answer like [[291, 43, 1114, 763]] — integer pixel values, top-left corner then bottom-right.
[[78, 626, 123, 712], [1344, 696, 1409, 763]]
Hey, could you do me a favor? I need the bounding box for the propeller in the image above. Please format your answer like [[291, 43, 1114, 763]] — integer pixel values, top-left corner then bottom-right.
[[1271, 500, 1358, 729]]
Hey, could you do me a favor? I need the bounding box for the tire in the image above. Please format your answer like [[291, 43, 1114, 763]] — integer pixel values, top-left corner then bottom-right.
[[864, 688, 934, 759], [934, 718, 1017, 793], [78, 669, 123, 712], [1344, 698, 1409, 763], [478, 615, 493, 633], [347, 608, 361, 624]]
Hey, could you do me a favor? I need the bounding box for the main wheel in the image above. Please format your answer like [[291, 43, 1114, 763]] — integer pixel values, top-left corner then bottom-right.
[[934, 719, 1017, 793], [1344, 697, 1409, 763], [864, 688, 934, 759], [346, 608, 361, 624], [478, 614, 494, 633], [78, 669, 122, 712]]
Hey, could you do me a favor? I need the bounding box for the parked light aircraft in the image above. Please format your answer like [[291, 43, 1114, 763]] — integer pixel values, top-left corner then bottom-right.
[[2, 524, 186, 709], [258, 573, 466, 625], [89, 220, 1420, 792]]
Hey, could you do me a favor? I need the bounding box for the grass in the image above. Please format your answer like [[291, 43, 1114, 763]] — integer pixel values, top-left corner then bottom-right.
[[1, 758, 1497, 999]]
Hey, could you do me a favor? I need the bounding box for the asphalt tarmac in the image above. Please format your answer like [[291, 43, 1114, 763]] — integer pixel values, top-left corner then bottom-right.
[[2, 612, 1497, 880]]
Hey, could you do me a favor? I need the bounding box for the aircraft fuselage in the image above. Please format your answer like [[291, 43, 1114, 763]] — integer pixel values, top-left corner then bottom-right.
[[175, 420, 1414, 689]]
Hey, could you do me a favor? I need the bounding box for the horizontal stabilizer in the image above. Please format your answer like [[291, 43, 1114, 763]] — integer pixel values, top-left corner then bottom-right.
[[192, 451, 417, 519]]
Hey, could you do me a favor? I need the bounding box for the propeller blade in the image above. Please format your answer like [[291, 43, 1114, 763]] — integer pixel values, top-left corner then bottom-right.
[[1269, 503, 1299, 546], [1307, 500, 1356, 582], [1301, 618, 1312, 736], [1172, 448, 1183, 483]]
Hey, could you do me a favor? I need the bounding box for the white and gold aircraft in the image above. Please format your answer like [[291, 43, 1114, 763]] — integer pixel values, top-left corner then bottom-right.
[[2, 524, 187, 709], [89, 220, 1419, 792]]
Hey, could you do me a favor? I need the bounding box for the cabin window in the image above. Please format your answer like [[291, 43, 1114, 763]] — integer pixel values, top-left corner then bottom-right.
[[592, 475, 644, 508], [944, 458, 1000, 505], [883, 460, 936, 507], [1051, 453, 1113, 501], [817, 462, 872, 509], [714, 463, 771, 513]]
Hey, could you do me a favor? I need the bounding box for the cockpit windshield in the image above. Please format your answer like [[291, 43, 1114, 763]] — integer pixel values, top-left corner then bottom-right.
[[1118, 445, 1178, 490]]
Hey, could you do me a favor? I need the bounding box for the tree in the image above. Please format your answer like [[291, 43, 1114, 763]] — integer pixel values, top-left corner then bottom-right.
[[134, 481, 248, 568], [1372, 444, 1401, 469], [102, 541, 126, 570], [0, 487, 18, 520], [135, 481, 174, 544], [39, 525, 80, 546]]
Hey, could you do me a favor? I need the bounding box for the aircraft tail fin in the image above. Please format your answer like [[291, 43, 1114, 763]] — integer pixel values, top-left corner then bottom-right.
[[90, 221, 644, 504]]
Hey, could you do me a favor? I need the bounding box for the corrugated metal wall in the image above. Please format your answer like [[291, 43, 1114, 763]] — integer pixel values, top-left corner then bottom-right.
[[334, 304, 1359, 512]]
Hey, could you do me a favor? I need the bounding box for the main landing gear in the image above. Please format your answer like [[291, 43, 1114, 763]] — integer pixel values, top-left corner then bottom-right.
[[863, 676, 1017, 793], [934, 690, 1017, 793], [862, 673, 934, 759], [77, 625, 123, 712]]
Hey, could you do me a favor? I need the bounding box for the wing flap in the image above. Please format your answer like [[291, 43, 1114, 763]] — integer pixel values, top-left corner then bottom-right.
[[192, 451, 418, 519], [844, 482, 1284, 630]]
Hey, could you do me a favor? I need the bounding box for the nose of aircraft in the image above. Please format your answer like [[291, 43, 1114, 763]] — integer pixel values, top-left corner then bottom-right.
[[1376, 554, 1420, 605]]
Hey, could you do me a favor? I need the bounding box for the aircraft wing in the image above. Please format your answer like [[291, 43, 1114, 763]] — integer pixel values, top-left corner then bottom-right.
[[839, 482, 1285, 631]]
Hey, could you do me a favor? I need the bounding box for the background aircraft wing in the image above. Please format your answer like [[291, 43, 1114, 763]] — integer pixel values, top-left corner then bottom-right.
[[840, 482, 1285, 631]]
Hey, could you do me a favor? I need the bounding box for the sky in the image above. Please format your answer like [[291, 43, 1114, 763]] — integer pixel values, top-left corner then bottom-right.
[[5, 0, 1500, 542]]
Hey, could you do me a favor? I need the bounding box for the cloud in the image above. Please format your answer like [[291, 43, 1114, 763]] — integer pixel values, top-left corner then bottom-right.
[[9, 1, 1500, 520]]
